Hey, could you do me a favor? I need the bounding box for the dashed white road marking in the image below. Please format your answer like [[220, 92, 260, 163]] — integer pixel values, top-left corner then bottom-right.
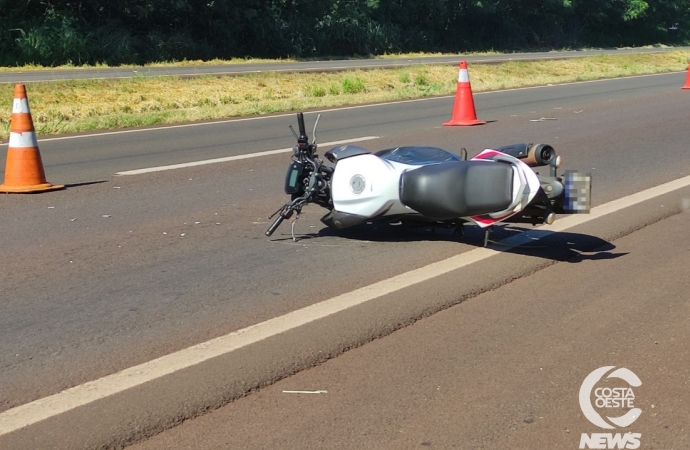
[[114, 136, 380, 175]]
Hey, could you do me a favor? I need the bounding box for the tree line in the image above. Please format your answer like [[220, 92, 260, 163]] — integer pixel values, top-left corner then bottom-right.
[[0, 0, 687, 67]]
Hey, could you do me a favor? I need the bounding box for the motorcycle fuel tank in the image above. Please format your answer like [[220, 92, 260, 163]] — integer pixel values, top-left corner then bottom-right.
[[331, 154, 413, 218]]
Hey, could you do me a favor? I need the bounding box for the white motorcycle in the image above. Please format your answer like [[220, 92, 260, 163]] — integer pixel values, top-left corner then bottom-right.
[[266, 113, 591, 244]]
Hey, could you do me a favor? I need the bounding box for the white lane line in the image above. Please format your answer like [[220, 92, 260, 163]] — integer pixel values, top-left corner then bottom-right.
[[114, 136, 380, 175], [2, 174, 690, 435]]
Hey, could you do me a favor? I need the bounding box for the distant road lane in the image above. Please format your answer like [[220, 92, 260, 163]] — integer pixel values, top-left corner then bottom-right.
[[1, 47, 688, 83]]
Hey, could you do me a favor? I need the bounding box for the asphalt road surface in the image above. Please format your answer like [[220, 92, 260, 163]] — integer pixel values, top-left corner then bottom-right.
[[1, 47, 688, 83], [130, 197, 690, 450], [1, 70, 690, 449]]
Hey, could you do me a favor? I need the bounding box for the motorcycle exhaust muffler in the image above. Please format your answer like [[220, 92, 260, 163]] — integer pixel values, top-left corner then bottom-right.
[[494, 143, 557, 168]]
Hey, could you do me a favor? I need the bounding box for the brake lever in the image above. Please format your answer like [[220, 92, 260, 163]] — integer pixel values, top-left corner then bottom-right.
[[268, 204, 285, 220], [265, 192, 311, 237]]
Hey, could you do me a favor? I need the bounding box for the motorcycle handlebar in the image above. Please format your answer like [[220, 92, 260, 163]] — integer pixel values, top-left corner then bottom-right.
[[265, 214, 285, 236]]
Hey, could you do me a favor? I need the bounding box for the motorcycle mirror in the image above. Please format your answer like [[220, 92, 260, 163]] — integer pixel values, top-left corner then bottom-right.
[[312, 114, 321, 145], [297, 113, 308, 144]]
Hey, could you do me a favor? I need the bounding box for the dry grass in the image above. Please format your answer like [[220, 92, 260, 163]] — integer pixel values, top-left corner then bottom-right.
[[1, 51, 688, 139]]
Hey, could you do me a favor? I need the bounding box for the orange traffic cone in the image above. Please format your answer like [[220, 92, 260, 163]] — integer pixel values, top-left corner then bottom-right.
[[443, 61, 486, 126], [0, 84, 63, 193], [683, 63, 690, 89]]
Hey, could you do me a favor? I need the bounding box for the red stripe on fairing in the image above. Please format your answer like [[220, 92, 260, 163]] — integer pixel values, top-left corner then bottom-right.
[[471, 149, 503, 160], [471, 212, 516, 226]]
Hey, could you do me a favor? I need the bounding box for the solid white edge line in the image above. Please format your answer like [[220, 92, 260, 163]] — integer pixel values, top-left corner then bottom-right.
[[115, 136, 380, 175], [2, 173, 690, 435], [0, 71, 683, 147]]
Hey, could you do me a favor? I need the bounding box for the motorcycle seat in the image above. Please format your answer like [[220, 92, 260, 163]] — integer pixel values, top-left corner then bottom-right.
[[400, 161, 514, 219]]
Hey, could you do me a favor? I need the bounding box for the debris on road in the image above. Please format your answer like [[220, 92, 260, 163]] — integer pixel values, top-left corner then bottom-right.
[[282, 390, 328, 394]]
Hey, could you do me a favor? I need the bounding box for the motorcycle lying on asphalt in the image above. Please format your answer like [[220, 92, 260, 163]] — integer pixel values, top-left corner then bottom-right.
[[266, 113, 591, 244]]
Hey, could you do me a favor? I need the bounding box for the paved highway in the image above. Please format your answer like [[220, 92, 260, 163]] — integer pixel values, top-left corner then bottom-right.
[[131, 202, 690, 450], [1, 47, 688, 83], [1, 71, 689, 448]]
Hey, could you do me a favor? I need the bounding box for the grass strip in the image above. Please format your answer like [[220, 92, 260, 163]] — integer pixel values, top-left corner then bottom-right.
[[1, 51, 688, 140]]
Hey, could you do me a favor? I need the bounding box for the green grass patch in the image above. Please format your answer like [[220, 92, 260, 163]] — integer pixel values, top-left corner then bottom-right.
[[307, 85, 327, 97], [341, 77, 366, 94], [414, 73, 429, 86]]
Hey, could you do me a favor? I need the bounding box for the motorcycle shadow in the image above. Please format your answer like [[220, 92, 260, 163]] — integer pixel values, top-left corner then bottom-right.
[[311, 223, 627, 264]]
